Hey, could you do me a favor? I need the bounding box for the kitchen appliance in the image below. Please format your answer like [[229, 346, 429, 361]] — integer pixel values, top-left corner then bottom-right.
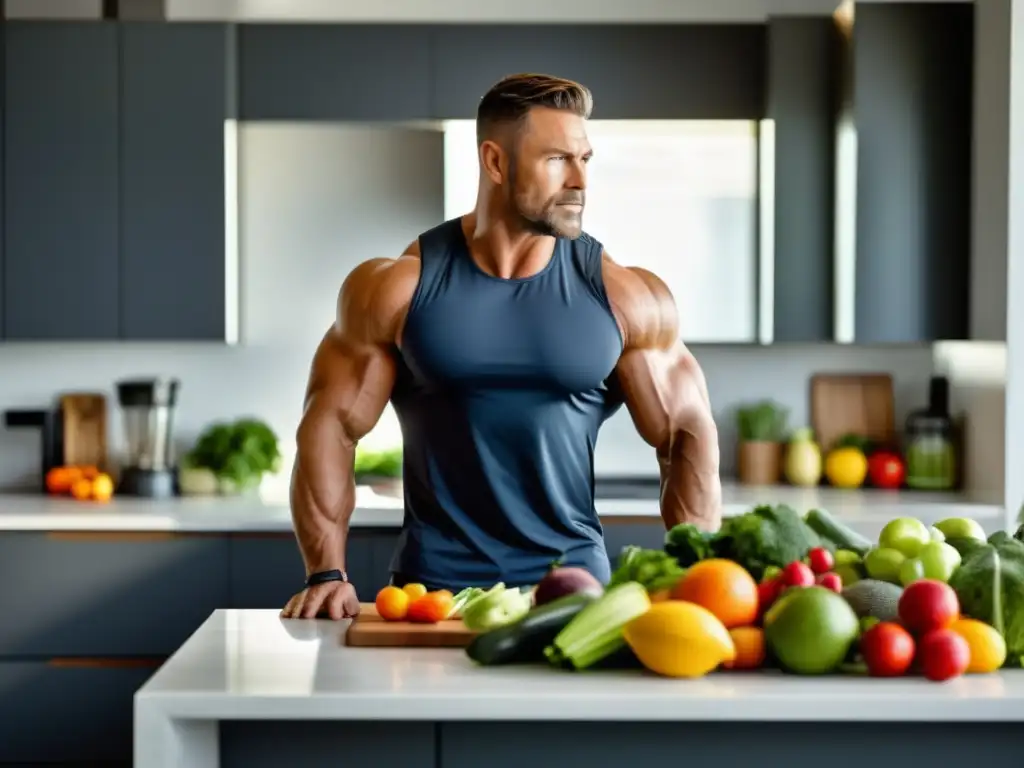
[[904, 376, 958, 491], [116, 378, 180, 498]]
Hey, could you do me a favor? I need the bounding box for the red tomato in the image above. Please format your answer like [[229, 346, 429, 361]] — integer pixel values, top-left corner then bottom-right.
[[860, 621, 916, 677], [868, 452, 906, 489], [917, 629, 970, 682]]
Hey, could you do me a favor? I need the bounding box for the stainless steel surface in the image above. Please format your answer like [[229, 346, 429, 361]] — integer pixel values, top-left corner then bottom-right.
[[593, 477, 661, 501], [121, 405, 176, 470]]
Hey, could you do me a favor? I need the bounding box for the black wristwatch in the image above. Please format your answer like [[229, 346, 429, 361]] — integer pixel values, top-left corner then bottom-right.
[[306, 569, 348, 587]]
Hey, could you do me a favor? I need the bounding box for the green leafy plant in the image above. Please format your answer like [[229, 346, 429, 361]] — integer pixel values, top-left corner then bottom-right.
[[353, 445, 403, 479], [736, 400, 789, 442], [184, 418, 281, 493]]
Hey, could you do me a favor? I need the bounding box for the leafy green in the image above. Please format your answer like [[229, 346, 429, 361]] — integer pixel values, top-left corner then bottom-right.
[[608, 546, 687, 593], [948, 531, 1024, 668], [354, 445, 403, 478], [185, 418, 281, 491], [736, 400, 789, 442], [712, 504, 824, 580], [664, 523, 717, 567]]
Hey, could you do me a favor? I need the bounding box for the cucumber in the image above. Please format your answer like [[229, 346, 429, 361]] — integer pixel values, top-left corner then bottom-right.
[[804, 508, 872, 556], [465, 592, 597, 666]]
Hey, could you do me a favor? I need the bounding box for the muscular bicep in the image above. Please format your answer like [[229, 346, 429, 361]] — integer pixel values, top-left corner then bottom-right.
[[615, 342, 713, 450], [299, 329, 396, 448]]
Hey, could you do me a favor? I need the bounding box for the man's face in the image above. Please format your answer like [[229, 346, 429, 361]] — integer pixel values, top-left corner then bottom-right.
[[505, 107, 592, 239]]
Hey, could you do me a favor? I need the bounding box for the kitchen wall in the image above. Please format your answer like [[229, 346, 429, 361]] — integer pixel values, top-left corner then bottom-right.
[[0, 123, 941, 491]]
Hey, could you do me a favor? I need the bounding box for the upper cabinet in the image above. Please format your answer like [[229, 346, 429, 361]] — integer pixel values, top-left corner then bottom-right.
[[120, 23, 237, 341], [849, 3, 973, 343], [430, 25, 765, 120], [239, 25, 433, 121], [3, 23, 120, 340], [2, 21, 236, 342], [765, 17, 836, 343]]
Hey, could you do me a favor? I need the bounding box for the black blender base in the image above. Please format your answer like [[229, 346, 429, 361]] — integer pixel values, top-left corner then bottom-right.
[[118, 468, 177, 498]]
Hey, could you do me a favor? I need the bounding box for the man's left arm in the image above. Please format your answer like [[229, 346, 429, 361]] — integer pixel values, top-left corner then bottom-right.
[[604, 258, 723, 531]]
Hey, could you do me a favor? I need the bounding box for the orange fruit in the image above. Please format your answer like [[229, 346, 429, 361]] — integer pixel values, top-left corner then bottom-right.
[[70, 477, 93, 501], [402, 583, 428, 600], [91, 473, 114, 502], [78, 465, 100, 480], [671, 558, 759, 628], [722, 626, 766, 669], [375, 586, 410, 621], [46, 466, 83, 494], [407, 591, 455, 623]]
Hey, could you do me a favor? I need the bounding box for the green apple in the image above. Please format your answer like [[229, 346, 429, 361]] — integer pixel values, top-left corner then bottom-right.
[[878, 517, 931, 557], [864, 547, 907, 583], [929, 526, 946, 542], [834, 549, 862, 566], [834, 563, 863, 587], [934, 517, 987, 542], [899, 557, 926, 586], [917, 540, 962, 581]]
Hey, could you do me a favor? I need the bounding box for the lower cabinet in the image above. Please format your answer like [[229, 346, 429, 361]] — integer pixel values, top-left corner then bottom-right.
[[0, 660, 161, 764], [227, 530, 402, 608]]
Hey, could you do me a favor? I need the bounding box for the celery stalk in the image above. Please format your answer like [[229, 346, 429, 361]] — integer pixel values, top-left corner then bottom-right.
[[544, 581, 651, 670]]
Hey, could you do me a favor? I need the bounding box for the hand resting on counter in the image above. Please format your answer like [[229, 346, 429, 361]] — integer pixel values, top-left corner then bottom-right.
[[281, 580, 361, 620]]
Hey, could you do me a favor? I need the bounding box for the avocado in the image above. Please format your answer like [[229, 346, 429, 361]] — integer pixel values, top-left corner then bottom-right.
[[840, 579, 903, 622]]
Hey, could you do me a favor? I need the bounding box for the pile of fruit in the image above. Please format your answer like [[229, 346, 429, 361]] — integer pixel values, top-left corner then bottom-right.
[[439, 504, 1024, 681], [45, 464, 115, 503]]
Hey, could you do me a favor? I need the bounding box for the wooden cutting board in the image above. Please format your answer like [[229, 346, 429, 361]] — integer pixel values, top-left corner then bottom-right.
[[59, 393, 108, 469], [810, 373, 895, 452], [345, 603, 476, 648]]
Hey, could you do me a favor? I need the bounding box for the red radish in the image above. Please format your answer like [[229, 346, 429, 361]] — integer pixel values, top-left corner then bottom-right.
[[757, 576, 783, 615], [898, 579, 959, 635], [781, 561, 815, 587], [917, 628, 970, 682], [860, 622, 916, 677], [816, 572, 842, 593], [807, 547, 835, 575]]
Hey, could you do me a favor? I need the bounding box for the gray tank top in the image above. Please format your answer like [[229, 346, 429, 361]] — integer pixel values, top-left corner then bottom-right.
[[388, 217, 625, 590]]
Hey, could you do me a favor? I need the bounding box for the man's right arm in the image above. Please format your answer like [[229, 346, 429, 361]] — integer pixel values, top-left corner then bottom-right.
[[282, 253, 419, 619]]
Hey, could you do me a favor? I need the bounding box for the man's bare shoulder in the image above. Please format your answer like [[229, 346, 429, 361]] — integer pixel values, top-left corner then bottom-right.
[[600, 251, 679, 350], [336, 244, 422, 344]]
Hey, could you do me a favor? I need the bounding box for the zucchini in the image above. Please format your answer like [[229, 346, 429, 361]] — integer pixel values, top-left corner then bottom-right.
[[465, 592, 597, 666], [804, 508, 872, 556]]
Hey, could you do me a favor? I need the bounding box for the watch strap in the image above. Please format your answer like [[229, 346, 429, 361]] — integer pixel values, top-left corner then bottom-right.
[[306, 569, 348, 587]]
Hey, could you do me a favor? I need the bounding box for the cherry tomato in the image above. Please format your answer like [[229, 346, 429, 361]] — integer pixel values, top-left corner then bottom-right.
[[868, 452, 906, 489]]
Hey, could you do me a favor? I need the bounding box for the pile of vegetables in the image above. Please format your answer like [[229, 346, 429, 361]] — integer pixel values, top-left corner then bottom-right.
[[664, 503, 871, 580], [948, 530, 1024, 667], [182, 418, 281, 494]]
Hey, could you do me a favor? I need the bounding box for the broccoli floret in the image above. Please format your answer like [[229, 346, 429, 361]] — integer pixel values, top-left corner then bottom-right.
[[712, 504, 823, 580], [664, 523, 716, 567]]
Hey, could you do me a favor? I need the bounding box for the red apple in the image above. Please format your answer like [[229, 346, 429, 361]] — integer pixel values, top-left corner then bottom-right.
[[898, 579, 959, 634]]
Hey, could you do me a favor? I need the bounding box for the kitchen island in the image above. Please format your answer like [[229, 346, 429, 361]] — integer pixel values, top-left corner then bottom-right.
[[135, 610, 1024, 768]]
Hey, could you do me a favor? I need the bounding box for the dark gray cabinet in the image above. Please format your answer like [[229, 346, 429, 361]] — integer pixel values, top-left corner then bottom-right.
[[851, 3, 973, 342], [602, 520, 667, 570], [430, 25, 766, 120], [229, 530, 401, 608], [766, 17, 836, 342], [0, 533, 229, 656], [120, 23, 236, 340], [3, 22, 120, 340], [0, 661, 156, 764], [239, 25, 433, 120]]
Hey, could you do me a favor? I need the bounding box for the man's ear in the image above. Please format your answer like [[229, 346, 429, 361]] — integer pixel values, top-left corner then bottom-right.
[[479, 140, 506, 185]]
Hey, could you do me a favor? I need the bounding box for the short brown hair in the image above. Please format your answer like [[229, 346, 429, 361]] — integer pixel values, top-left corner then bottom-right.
[[476, 73, 593, 145]]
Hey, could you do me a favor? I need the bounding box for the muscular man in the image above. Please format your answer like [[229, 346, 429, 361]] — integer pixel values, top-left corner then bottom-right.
[[282, 73, 722, 620]]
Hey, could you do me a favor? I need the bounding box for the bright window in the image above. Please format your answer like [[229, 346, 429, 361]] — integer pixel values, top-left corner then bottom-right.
[[443, 120, 759, 343]]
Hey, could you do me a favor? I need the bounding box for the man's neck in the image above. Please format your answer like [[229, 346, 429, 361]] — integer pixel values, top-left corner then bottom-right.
[[464, 209, 555, 280]]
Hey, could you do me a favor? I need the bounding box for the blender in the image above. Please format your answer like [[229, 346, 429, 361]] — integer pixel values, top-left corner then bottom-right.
[[116, 378, 181, 498]]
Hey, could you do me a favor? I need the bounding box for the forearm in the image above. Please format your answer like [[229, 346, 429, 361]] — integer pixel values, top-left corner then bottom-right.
[[657, 418, 722, 532], [290, 409, 356, 576]]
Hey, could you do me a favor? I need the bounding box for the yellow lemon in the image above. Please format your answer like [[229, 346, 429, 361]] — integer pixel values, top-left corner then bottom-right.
[[950, 618, 1006, 673], [401, 583, 428, 601], [622, 600, 736, 678], [825, 447, 868, 489]]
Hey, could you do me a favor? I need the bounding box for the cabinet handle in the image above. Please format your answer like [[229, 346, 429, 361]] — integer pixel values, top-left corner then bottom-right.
[[48, 657, 165, 669]]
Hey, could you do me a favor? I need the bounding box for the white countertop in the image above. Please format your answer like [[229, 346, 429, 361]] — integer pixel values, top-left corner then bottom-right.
[[136, 608, 1024, 724], [0, 482, 1006, 533]]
